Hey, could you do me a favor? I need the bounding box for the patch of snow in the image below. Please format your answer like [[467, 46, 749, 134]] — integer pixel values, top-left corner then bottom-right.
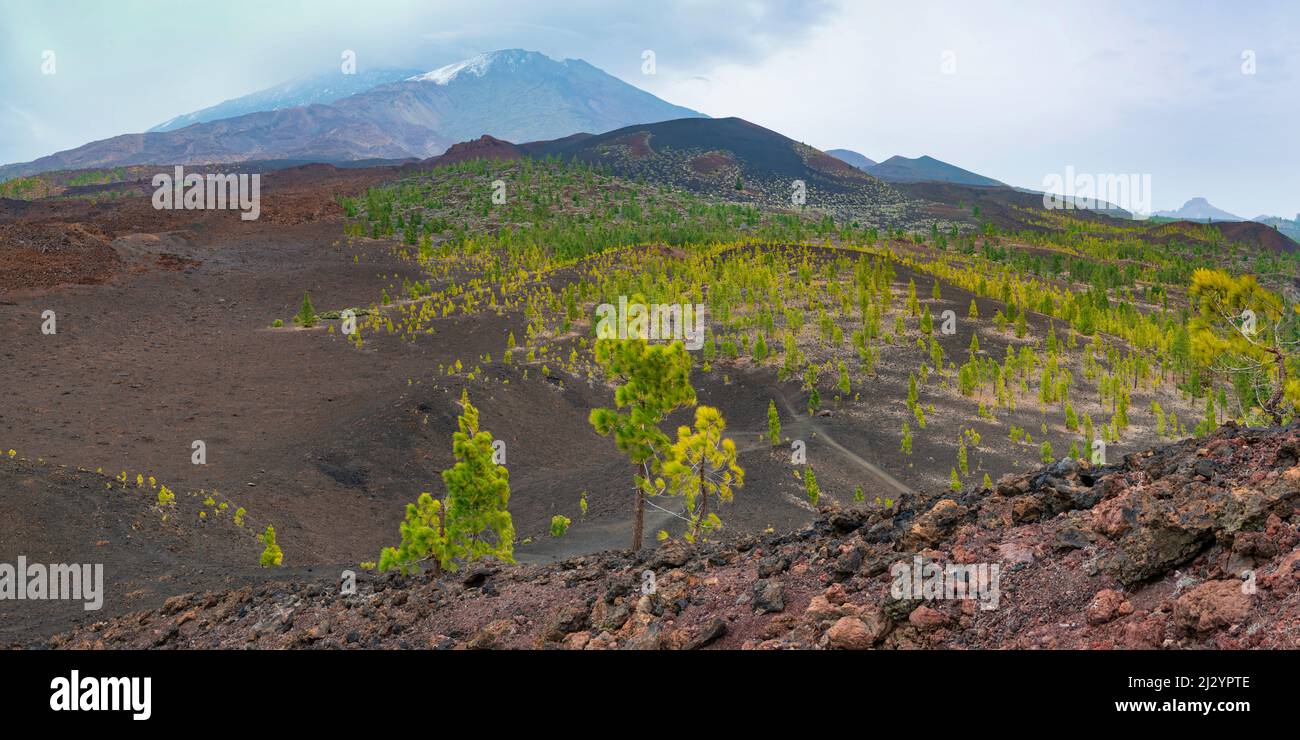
[[409, 52, 500, 85], [408, 49, 541, 85]]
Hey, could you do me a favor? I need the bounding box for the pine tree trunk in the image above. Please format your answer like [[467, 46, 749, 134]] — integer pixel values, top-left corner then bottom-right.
[[632, 482, 645, 552], [1265, 346, 1287, 424], [433, 504, 446, 577], [692, 466, 707, 541]]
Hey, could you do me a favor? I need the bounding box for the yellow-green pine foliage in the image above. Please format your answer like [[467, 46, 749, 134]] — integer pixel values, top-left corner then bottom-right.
[[441, 392, 515, 566], [260, 525, 284, 567], [662, 405, 745, 542], [589, 336, 696, 550], [804, 466, 820, 506], [767, 399, 781, 445], [378, 492, 450, 574], [550, 515, 571, 537]]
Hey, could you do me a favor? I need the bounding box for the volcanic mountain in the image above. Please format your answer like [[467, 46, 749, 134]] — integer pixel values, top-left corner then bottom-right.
[[826, 148, 878, 170], [148, 67, 423, 133], [520, 117, 904, 207], [0, 50, 704, 181], [865, 154, 1002, 186], [1253, 214, 1300, 243], [1153, 197, 1243, 222]]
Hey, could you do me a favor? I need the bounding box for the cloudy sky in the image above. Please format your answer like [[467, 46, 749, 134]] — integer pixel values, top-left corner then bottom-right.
[[1, 0, 1296, 216]]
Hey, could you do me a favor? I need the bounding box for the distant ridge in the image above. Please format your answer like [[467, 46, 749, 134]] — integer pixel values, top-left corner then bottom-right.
[[1153, 197, 1243, 222], [826, 149, 877, 170], [866, 154, 1002, 186], [147, 68, 421, 132]]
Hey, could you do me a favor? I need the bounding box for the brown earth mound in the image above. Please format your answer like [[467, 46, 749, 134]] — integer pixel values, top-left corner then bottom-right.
[[1145, 220, 1299, 253], [416, 135, 523, 169], [0, 222, 119, 292], [0, 163, 395, 292]]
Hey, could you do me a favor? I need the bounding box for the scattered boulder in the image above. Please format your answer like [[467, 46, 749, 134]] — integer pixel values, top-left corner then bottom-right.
[[1173, 580, 1252, 635], [752, 579, 786, 615]]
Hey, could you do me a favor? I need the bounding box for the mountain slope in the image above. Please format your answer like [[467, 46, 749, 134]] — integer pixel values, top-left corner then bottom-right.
[[41, 422, 1300, 650], [521, 117, 903, 208], [1253, 214, 1300, 243], [1153, 197, 1242, 221], [826, 148, 877, 170], [0, 50, 705, 180], [867, 155, 1002, 186], [148, 68, 421, 132]]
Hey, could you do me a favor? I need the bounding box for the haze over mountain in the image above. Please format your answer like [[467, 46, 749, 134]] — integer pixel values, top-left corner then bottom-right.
[[1153, 197, 1243, 222], [1252, 214, 1300, 243], [864, 155, 1003, 187], [148, 68, 422, 133], [825, 149, 877, 170], [0, 49, 705, 181]]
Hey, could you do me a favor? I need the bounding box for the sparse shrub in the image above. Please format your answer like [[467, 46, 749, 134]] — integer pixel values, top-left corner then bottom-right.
[[260, 525, 283, 567], [550, 515, 571, 537]]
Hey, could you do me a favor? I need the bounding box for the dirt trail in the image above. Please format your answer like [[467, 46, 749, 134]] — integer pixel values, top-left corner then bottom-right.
[[773, 388, 913, 499]]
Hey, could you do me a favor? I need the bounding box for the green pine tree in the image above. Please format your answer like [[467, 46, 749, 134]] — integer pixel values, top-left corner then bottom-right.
[[767, 400, 781, 445]]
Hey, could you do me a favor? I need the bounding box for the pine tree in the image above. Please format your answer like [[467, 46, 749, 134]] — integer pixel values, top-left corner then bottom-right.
[[590, 338, 696, 551], [441, 391, 515, 565], [296, 292, 317, 328], [804, 466, 820, 506], [378, 393, 515, 574], [900, 421, 913, 454], [661, 406, 744, 542], [550, 515, 571, 537], [259, 525, 283, 567], [767, 400, 781, 445]]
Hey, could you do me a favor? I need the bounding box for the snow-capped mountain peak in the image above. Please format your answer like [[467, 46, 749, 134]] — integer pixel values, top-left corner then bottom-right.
[[408, 49, 544, 85]]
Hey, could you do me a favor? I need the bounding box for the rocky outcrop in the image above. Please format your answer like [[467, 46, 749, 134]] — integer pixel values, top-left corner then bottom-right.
[[38, 423, 1300, 650]]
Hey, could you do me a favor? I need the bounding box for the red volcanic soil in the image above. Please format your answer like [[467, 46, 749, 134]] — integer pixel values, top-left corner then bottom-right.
[[0, 222, 120, 292], [0, 163, 395, 294], [689, 151, 735, 175], [1145, 220, 1300, 253], [803, 148, 864, 178], [414, 135, 523, 169], [610, 131, 654, 158]]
